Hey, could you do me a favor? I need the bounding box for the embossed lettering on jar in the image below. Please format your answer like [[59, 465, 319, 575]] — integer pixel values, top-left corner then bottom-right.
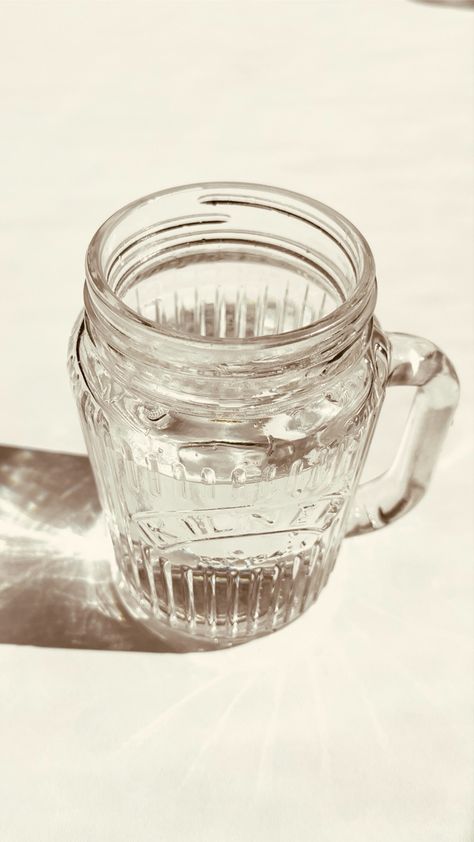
[[69, 183, 459, 650]]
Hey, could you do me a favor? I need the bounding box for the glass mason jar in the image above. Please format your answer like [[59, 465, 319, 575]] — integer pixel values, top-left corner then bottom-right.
[[68, 183, 459, 650]]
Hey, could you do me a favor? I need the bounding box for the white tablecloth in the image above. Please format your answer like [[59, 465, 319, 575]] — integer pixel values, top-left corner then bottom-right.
[[0, 2, 473, 840]]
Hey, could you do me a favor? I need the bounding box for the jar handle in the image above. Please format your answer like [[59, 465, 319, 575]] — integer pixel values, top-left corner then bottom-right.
[[346, 332, 459, 536]]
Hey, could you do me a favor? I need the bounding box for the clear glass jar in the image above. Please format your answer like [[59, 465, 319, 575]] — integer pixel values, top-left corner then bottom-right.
[[68, 183, 459, 650]]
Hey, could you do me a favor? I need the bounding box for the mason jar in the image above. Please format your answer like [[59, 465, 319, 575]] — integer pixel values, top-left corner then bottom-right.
[[68, 183, 459, 650]]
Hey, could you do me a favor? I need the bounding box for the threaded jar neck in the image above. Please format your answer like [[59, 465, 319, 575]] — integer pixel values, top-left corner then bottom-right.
[[84, 182, 377, 417]]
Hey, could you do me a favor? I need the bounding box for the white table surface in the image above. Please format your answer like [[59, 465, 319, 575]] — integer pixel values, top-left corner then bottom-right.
[[0, 2, 473, 840]]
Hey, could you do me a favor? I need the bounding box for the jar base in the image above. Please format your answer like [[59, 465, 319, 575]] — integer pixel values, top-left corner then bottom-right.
[[114, 575, 277, 652], [112, 555, 334, 652]]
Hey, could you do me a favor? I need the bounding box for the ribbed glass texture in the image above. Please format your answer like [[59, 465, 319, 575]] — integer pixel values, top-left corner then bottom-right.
[[68, 183, 458, 650]]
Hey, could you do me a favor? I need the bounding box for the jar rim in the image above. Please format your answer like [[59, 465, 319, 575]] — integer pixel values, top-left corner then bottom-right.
[[85, 181, 376, 352]]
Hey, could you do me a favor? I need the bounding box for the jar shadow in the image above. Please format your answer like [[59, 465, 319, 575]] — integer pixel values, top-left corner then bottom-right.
[[0, 445, 179, 653]]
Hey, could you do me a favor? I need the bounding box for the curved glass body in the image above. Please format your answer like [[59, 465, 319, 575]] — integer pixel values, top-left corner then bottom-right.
[[68, 183, 458, 650]]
